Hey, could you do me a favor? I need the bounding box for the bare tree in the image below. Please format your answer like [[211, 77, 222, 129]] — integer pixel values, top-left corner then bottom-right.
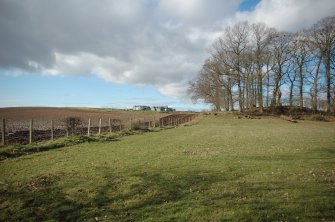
[[240, 50, 256, 111], [190, 16, 334, 114], [307, 37, 323, 112], [219, 22, 250, 112], [311, 16, 335, 112], [269, 32, 293, 109], [188, 58, 225, 111], [287, 63, 298, 111], [204, 56, 235, 111], [250, 23, 276, 112], [291, 31, 313, 111]]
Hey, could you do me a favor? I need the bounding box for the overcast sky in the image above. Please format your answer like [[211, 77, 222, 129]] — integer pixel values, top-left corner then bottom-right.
[[1, 0, 335, 110]]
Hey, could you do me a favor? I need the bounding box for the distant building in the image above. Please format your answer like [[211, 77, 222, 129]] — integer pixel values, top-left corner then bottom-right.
[[133, 105, 151, 111], [133, 105, 175, 112], [151, 106, 176, 112]]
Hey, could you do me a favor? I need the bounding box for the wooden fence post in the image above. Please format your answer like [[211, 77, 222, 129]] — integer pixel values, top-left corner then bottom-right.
[[88, 119, 91, 136], [1, 118, 5, 146], [66, 122, 69, 137], [29, 119, 33, 144], [51, 120, 54, 141], [98, 118, 102, 135], [109, 118, 112, 133], [129, 119, 132, 130]]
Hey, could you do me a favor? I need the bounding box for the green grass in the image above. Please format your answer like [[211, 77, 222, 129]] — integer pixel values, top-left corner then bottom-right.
[[1, 115, 334, 221], [0, 130, 147, 160]]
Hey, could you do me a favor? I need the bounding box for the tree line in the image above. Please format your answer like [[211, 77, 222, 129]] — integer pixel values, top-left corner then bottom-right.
[[189, 16, 335, 113]]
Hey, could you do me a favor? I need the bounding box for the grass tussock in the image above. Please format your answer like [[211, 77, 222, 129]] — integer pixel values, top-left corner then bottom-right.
[[279, 114, 298, 123], [306, 114, 329, 122]]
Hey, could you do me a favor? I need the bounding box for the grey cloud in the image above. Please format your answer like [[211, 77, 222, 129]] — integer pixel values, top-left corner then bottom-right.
[[1, 0, 334, 100], [0, 0, 238, 99], [0, 0, 150, 66], [157, 0, 242, 25]]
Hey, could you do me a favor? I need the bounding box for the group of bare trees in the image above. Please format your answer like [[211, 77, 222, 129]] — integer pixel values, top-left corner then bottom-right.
[[189, 16, 335, 113]]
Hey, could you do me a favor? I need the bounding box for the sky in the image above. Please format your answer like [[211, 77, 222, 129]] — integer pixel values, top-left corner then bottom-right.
[[1, 0, 335, 111]]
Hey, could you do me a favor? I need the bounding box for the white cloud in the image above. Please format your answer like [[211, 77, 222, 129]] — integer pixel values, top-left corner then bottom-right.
[[157, 82, 190, 99], [235, 0, 335, 31]]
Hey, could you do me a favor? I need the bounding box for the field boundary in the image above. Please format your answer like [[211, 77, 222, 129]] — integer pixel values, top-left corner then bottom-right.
[[0, 114, 196, 146]]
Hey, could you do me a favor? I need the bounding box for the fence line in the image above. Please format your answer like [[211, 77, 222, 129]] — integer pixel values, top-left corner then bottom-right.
[[29, 119, 33, 144], [1, 118, 5, 146], [0, 114, 196, 145], [88, 119, 91, 136], [51, 120, 54, 141]]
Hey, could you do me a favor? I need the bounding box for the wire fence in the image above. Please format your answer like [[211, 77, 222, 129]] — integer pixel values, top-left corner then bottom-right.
[[0, 114, 196, 145]]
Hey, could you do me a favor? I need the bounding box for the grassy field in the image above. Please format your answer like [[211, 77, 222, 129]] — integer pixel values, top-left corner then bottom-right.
[[0, 115, 334, 221]]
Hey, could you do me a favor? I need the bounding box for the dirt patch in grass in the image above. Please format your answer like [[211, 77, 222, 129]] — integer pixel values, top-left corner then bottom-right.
[[24, 174, 60, 192]]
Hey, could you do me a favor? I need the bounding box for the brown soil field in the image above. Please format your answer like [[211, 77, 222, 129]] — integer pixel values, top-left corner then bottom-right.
[[0, 107, 171, 129], [0, 107, 166, 121], [0, 107, 172, 144]]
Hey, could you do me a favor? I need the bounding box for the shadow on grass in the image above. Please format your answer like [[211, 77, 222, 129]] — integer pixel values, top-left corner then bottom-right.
[[1, 170, 334, 221], [0, 171, 225, 221], [87, 171, 230, 221]]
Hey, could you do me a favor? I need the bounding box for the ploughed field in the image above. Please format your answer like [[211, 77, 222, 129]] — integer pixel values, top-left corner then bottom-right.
[[0, 115, 334, 221], [0, 107, 167, 125], [0, 107, 169, 144]]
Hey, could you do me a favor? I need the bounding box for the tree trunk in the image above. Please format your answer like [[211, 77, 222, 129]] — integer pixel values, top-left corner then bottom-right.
[[249, 75, 254, 111], [229, 90, 234, 111], [245, 74, 249, 111], [325, 54, 331, 113], [266, 72, 270, 110], [217, 93, 221, 111], [271, 75, 281, 109], [289, 82, 294, 112], [277, 88, 282, 106], [257, 67, 263, 113], [237, 77, 243, 112], [313, 57, 321, 112], [253, 77, 257, 110], [228, 77, 234, 111], [225, 89, 230, 111], [299, 64, 304, 111], [271, 87, 277, 108]]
